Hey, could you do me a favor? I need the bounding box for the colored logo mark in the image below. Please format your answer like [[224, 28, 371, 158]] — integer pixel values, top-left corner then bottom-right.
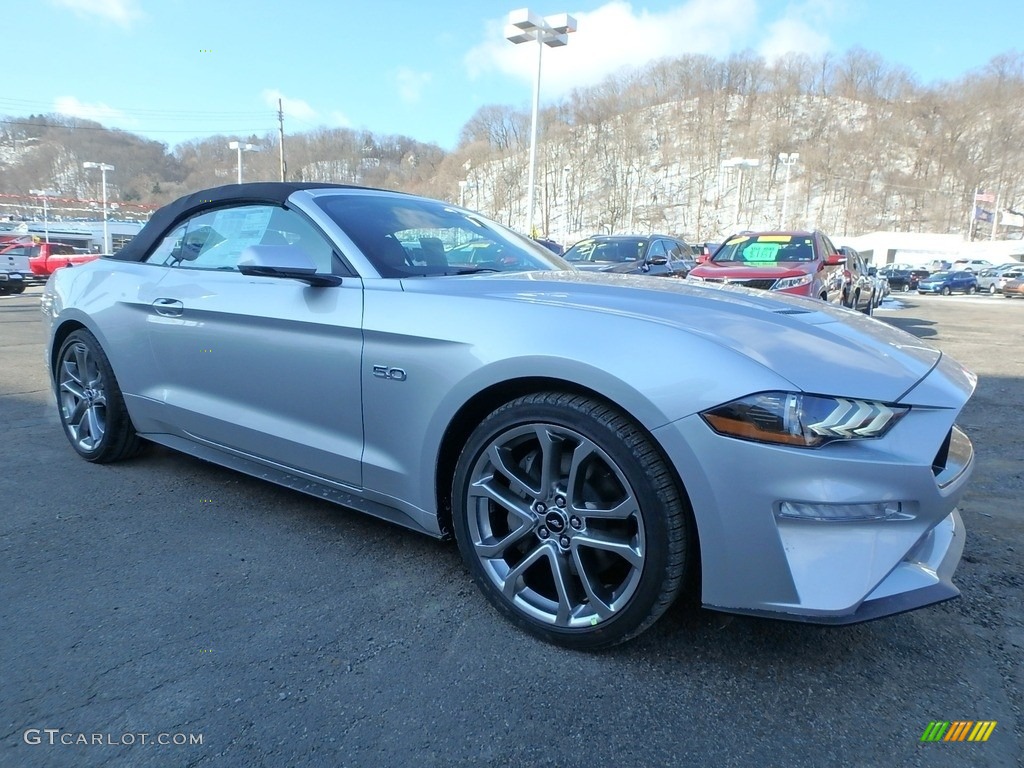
[[200, 49, 213, 53], [920, 721, 997, 742]]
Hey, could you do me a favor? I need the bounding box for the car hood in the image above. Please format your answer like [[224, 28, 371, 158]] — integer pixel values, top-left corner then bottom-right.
[[401, 271, 945, 403], [688, 261, 817, 279]]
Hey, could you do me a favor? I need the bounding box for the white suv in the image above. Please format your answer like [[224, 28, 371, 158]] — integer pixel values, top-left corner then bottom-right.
[[952, 258, 993, 272]]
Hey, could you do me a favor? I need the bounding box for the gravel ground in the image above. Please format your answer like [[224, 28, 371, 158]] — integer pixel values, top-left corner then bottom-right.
[[1, 286, 1021, 768]]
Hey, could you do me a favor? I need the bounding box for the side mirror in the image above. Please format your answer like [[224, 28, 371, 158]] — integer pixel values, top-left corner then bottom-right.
[[238, 245, 341, 287], [867, 267, 877, 276], [696, 253, 710, 264], [647, 255, 669, 266], [825, 252, 845, 267]]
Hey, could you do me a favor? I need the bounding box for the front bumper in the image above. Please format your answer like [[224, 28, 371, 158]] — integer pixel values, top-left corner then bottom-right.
[[0, 271, 25, 286], [652, 403, 974, 624]]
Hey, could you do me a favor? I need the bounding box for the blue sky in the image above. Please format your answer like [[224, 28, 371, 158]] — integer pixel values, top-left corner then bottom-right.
[[4, 0, 1022, 151]]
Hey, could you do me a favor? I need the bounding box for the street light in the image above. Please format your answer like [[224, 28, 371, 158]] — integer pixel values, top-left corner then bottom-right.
[[721, 157, 760, 228], [228, 141, 258, 184], [778, 152, 799, 229], [29, 189, 57, 243], [83, 162, 115, 252], [506, 8, 577, 237]]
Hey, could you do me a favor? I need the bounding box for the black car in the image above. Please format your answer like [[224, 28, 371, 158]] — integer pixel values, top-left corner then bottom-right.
[[532, 236, 564, 256], [563, 235, 694, 277], [879, 266, 930, 292]]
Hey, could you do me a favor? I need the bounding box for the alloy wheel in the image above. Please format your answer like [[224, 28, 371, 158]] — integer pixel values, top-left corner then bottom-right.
[[58, 341, 108, 452], [464, 423, 646, 628]]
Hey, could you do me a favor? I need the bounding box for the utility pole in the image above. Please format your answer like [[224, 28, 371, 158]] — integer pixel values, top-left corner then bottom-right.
[[278, 98, 286, 182]]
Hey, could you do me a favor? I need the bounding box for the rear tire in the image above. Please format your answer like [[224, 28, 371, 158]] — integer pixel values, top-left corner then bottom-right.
[[452, 392, 691, 649], [966, 285, 976, 295], [989, 284, 997, 294], [55, 329, 144, 463]]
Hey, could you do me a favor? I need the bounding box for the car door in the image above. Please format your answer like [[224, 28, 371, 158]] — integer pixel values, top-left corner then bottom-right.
[[142, 203, 365, 487]]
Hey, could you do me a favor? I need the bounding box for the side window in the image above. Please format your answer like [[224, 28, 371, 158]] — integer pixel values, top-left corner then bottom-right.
[[145, 225, 187, 266], [144, 205, 336, 273], [647, 240, 668, 260], [664, 240, 686, 261]]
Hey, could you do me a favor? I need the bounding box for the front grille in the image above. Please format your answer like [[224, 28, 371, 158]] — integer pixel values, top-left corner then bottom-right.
[[706, 278, 778, 290]]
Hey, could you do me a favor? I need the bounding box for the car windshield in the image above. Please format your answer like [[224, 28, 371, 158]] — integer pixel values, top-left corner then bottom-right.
[[711, 234, 814, 263], [563, 238, 645, 263], [929, 271, 951, 279], [313, 193, 568, 277]]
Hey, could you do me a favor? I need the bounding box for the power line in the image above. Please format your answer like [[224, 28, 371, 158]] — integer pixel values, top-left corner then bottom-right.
[[0, 119, 274, 136], [0, 96, 271, 119]]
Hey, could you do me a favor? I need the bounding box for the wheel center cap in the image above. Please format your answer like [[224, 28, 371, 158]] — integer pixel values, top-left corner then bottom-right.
[[544, 510, 567, 534]]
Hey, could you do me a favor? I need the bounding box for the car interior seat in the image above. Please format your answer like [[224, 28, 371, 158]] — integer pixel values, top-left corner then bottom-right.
[[376, 234, 411, 276], [418, 237, 448, 267]]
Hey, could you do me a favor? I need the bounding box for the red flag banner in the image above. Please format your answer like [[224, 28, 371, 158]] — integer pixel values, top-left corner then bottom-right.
[[975, 191, 996, 204]]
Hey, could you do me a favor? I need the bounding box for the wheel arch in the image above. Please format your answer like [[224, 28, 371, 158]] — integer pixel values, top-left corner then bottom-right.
[[49, 319, 90, 380]]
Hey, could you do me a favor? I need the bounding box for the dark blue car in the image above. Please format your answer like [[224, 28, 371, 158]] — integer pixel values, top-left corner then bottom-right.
[[917, 270, 978, 296]]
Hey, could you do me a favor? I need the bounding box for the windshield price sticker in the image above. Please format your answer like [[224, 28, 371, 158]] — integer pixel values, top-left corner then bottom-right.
[[744, 243, 781, 261]]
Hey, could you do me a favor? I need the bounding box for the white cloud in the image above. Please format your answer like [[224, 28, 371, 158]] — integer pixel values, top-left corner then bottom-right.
[[262, 89, 319, 123], [262, 91, 352, 130], [464, 0, 758, 96], [328, 111, 352, 128], [50, 0, 142, 27], [396, 68, 432, 105], [53, 96, 134, 126], [756, 1, 837, 62]]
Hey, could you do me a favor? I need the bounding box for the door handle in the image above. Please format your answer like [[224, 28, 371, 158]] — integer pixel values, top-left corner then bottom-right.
[[152, 298, 184, 317]]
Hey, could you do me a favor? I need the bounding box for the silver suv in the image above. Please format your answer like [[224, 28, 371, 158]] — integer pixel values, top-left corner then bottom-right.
[[976, 263, 1024, 294]]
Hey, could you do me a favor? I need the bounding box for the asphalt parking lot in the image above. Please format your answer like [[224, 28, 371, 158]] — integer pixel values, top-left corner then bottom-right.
[[2, 287, 1021, 768]]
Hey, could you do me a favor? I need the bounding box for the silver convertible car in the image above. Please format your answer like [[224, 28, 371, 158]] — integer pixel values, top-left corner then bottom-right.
[[42, 183, 976, 649]]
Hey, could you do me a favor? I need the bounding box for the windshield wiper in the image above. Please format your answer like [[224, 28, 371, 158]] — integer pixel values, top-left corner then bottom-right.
[[451, 267, 501, 274]]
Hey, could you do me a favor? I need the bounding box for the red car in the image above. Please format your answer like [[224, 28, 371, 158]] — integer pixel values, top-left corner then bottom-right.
[[22, 242, 99, 275], [687, 230, 845, 302]]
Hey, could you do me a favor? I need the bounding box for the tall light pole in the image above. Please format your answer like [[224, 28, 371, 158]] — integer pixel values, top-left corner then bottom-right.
[[83, 162, 115, 252], [778, 152, 799, 229], [506, 8, 577, 237], [228, 141, 258, 184], [29, 189, 57, 243], [722, 157, 760, 229]]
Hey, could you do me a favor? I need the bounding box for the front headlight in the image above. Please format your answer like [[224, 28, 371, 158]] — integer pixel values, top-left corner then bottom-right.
[[773, 273, 813, 290], [686, 275, 705, 283], [701, 392, 909, 447]]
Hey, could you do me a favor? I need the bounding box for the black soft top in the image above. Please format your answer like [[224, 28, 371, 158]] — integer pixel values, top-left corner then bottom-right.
[[107, 182, 365, 262]]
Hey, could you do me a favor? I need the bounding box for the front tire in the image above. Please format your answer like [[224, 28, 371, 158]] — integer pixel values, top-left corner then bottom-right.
[[452, 392, 690, 649], [941, 286, 952, 296], [55, 329, 143, 463]]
